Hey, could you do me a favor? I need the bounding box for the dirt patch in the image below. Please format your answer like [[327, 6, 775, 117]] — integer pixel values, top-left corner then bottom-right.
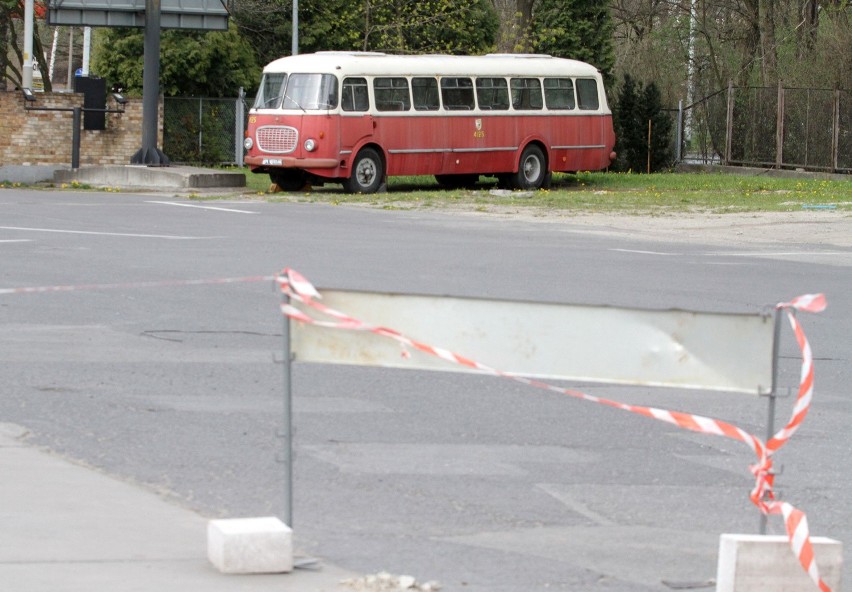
[[443, 207, 852, 248]]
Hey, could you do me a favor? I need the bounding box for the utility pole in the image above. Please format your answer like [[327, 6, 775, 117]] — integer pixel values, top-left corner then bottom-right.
[[292, 0, 299, 55], [130, 0, 170, 165], [22, 0, 34, 88]]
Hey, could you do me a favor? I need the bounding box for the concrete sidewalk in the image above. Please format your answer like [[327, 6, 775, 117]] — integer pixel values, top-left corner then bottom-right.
[[0, 423, 354, 592], [1, 164, 246, 191]]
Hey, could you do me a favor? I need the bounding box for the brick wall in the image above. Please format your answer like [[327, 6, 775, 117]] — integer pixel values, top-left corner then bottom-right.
[[0, 90, 163, 167]]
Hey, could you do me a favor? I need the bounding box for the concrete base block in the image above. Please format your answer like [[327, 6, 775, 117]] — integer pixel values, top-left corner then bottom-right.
[[207, 517, 293, 574], [716, 533, 842, 592]]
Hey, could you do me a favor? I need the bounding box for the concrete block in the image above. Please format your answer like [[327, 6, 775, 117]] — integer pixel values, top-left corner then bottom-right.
[[207, 517, 293, 574], [717, 533, 842, 592]]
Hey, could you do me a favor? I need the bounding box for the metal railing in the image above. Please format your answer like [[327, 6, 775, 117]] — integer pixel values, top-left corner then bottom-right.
[[163, 90, 247, 165], [674, 83, 850, 173]]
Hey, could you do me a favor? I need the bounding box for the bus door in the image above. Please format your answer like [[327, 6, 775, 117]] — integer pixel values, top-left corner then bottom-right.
[[372, 76, 444, 176], [340, 77, 375, 165], [439, 77, 483, 174]]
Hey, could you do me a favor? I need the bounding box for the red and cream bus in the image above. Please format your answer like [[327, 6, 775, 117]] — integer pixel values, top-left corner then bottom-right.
[[244, 51, 616, 193]]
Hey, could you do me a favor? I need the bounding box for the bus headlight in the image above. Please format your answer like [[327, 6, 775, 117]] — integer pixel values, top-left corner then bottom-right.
[[304, 138, 317, 152], [243, 137, 253, 150]]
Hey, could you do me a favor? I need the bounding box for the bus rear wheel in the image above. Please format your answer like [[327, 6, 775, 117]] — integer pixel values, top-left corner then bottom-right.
[[270, 170, 307, 192], [343, 148, 384, 194], [510, 145, 547, 190]]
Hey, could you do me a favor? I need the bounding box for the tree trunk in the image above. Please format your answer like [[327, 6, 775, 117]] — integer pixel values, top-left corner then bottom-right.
[[32, 21, 52, 91], [738, 0, 761, 86], [0, 11, 8, 91], [758, 0, 777, 83], [694, 0, 724, 92], [492, 0, 534, 52], [798, 0, 819, 57]]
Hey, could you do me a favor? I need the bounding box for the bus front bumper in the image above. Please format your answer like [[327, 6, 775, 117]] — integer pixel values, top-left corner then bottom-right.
[[245, 155, 340, 169]]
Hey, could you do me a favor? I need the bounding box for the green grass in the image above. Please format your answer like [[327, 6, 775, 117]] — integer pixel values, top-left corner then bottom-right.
[[234, 170, 851, 215]]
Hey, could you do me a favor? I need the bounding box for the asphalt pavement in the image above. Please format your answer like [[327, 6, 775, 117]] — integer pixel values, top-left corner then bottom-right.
[[1, 182, 848, 591]]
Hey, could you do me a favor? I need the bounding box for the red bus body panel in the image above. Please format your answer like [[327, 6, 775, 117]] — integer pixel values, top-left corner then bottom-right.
[[246, 112, 615, 180]]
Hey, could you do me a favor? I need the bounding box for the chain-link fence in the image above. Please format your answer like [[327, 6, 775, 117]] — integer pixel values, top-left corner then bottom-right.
[[166, 87, 848, 173], [677, 84, 850, 173], [163, 93, 248, 165]]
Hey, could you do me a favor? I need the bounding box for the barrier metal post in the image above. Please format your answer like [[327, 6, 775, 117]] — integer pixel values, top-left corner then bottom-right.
[[831, 89, 840, 173], [71, 107, 82, 169], [760, 309, 784, 535], [676, 100, 683, 163], [775, 80, 784, 170], [235, 88, 245, 165], [725, 80, 734, 165], [280, 289, 294, 528]]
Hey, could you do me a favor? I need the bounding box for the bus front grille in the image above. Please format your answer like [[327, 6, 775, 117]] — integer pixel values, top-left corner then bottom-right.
[[257, 126, 298, 154]]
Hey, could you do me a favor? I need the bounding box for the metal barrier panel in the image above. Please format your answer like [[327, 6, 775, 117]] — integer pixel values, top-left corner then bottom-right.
[[290, 290, 776, 395]]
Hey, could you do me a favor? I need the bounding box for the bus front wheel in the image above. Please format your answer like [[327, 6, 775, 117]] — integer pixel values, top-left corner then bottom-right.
[[343, 148, 384, 194], [511, 145, 547, 190]]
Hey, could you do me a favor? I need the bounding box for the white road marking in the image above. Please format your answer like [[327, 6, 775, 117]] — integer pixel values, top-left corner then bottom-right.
[[146, 201, 257, 214], [0, 239, 33, 243], [610, 248, 676, 256], [611, 247, 849, 260], [0, 226, 211, 240], [536, 483, 615, 526], [705, 251, 849, 258]]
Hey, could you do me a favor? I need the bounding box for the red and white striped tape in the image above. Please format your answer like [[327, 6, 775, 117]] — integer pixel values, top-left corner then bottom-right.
[[277, 268, 832, 592]]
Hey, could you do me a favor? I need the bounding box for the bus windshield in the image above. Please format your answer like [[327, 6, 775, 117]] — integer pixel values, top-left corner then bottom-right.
[[253, 73, 287, 109], [282, 74, 339, 110]]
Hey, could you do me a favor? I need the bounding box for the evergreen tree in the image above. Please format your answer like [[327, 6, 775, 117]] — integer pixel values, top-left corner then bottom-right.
[[613, 75, 673, 173], [640, 82, 674, 172], [530, 0, 615, 82], [613, 74, 642, 172]]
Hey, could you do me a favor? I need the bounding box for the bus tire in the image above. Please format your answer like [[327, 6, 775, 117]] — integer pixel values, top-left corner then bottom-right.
[[511, 145, 547, 190], [435, 174, 479, 189], [270, 170, 307, 192], [343, 148, 384, 194]]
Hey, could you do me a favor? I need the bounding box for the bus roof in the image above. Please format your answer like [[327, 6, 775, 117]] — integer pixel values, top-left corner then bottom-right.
[[262, 52, 602, 79]]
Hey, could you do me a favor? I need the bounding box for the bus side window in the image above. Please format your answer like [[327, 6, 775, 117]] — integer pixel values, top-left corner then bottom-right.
[[475, 78, 509, 110], [342, 77, 369, 112], [441, 77, 475, 111], [544, 78, 575, 110], [576, 79, 600, 110], [412, 77, 439, 111], [374, 77, 411, 112], [510, 78, 543, 110]]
